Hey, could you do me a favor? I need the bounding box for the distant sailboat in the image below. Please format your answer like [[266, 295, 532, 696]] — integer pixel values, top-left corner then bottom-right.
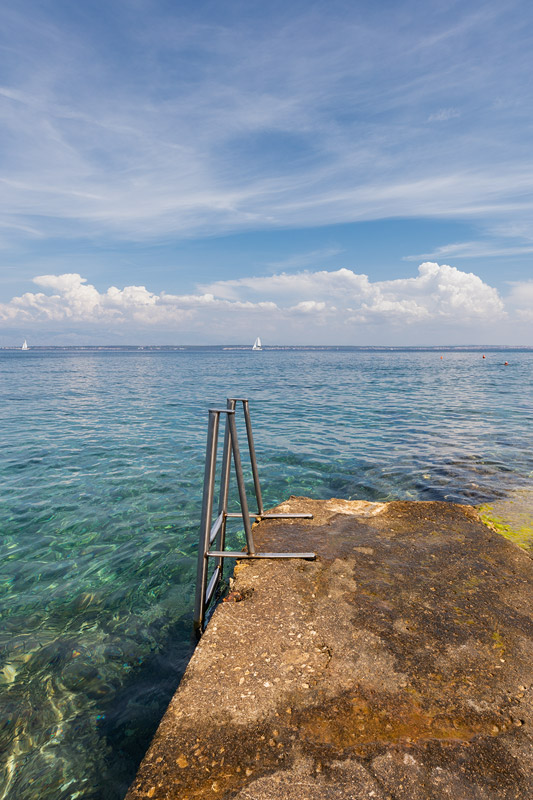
[[252, 337, 262, 351], [21, 339, 29, 351]]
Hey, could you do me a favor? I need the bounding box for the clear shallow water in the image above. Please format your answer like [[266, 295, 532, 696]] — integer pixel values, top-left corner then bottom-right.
[[1, 349, 532, 799]]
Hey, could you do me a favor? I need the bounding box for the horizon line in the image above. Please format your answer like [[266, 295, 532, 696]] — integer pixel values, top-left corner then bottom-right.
[[2, 344, 532, 352]]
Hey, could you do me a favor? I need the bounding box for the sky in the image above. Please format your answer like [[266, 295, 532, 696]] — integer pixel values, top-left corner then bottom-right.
[[0, 0, 532, 345]]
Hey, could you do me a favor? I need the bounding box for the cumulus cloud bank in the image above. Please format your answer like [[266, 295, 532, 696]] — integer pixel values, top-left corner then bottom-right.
[[201, 263, 505, 324], [0, 263, 511, 343]]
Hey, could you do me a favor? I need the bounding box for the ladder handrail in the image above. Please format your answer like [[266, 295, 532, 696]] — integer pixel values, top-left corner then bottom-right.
[[193, 399, 315, 633]]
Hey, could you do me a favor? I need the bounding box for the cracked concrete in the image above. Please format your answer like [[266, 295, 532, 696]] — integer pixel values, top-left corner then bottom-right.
[[125, 498, 533, 800]]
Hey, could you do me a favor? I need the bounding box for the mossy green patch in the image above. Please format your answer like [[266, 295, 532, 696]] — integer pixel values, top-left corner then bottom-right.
[[477, 504, 533, 551], [491, 629, 505, 656]]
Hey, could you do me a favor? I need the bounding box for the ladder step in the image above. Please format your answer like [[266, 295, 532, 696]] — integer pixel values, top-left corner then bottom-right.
[[209, 512, 224, 544], [207, 550, 316, 560], [225, 512, 313, 519], [205, 565, 221, 606]]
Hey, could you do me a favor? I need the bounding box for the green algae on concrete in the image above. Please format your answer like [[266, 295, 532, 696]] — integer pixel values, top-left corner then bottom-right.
[[126, 498, 533, 800], [478, 488, 533, 551]]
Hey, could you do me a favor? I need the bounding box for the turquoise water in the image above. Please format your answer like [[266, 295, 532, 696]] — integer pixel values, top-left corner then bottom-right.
[[1, 349, 532, 799]]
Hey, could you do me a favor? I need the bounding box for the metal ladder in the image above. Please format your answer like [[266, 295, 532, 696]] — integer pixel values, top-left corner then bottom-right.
[[193, 398, 316, 632]]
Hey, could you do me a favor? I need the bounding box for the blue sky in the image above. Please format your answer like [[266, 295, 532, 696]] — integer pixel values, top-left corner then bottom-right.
[[1, 0, 532, 344]]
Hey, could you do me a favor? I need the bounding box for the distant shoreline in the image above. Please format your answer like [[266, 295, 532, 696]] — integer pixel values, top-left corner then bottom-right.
[[2, 345, 532, 353]]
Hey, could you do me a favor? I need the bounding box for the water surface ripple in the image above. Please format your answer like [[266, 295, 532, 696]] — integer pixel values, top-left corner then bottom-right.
[[1, 350, 532, 799]]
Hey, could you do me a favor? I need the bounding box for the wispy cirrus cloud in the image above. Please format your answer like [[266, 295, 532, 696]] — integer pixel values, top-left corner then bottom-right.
[[1, 0, 533, 249], [266, 247, 344, 271], [427, 108, 461, 122], [404, 240, 533, 261]]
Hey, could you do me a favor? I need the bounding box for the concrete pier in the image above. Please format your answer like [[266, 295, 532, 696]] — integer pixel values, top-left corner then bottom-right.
[[125, 497, 533, 800]]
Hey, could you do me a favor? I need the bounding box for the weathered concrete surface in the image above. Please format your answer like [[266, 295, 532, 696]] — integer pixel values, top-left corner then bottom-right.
[[125, 498, 533, 800]]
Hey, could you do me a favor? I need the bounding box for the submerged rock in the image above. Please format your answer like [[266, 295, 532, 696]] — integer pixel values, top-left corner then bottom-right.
[[61, 661, 99, 692]]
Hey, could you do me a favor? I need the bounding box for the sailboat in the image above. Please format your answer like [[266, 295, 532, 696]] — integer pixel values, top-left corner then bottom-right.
[[252, 337, 262, 351], [21, 339, 29, 351]]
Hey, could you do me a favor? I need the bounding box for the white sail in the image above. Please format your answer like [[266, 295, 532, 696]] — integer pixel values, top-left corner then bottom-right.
[[252, 337, 262, 351], [21, 339, 28, 350]]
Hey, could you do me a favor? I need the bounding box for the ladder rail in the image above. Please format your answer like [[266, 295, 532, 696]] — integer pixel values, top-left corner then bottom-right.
[[227, 410, 255, 554], [193, 399, 316, 634], [193, 408, 225, 631]]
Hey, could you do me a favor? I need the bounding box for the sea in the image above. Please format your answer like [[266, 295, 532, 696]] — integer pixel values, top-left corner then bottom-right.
[[1, 347, 532, 800]]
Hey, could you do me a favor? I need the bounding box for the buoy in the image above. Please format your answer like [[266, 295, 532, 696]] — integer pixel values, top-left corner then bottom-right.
[[440, 355, 443, 359], [504, 361, 509, 365], [482, 354, 486, 358]]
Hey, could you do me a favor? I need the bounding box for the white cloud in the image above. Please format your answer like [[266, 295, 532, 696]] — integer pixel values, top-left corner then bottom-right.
[[201, 267, 374, 303], [405, 240, 533, 260], [506, 280, 533, 321], [1, 1, 533, 246], [289, 300, 328, 314], [201, 262, 505, 324], [266, 247, 344, 271], [427, 108, 461, 122], [373, 262, 505, 321], [0, 263, 507, 342]]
